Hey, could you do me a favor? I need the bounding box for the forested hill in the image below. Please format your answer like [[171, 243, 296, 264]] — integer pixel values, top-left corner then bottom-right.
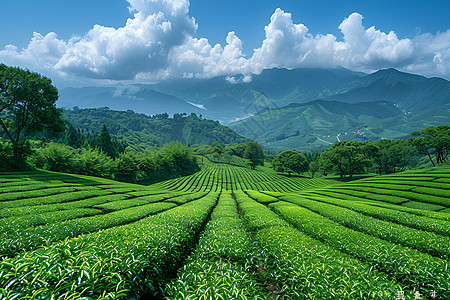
[[63, 107, 249, 150]]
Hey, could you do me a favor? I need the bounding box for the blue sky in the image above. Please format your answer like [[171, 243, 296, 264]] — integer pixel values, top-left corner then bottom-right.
[[0, 0, 449, 86]]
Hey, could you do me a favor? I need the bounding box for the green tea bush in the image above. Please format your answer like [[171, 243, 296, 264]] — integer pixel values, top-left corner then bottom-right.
[[0, 196, 216, 299], [271, 201, 450, 296], [165, 192, 266, 299]]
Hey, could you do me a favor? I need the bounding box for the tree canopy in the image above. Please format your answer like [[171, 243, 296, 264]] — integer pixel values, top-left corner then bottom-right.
[[98, 124, 116, 158], [373, 139, 418, 174], [272, 150, 308, 175], [319, 141, 376, 178], [243, 141, 264, 169], [411, 126, 450, 166], [0, 64, 66, 168]]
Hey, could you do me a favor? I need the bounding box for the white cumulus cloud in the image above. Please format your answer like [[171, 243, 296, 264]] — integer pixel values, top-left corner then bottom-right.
[[0, 0, 196, 82], [0, 2, 449, 84], [248, 10, 415, 73], [336, 12, 413, 70], [55, 0, 196, 80], [168, 31, 251, 78]]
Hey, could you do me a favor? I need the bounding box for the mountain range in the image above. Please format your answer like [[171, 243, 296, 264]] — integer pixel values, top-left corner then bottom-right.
[[58, 67, 450, 150]]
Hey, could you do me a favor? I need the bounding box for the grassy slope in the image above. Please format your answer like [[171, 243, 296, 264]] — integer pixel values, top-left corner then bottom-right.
[[0, 165, 449, 298]]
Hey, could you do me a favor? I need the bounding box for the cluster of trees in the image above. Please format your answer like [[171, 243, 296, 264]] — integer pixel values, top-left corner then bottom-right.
[[272, 150, 309, 175], [411, 126, 449, 167], [272, 126, 449, 178], [64, 107, 249, 150], [61, 124, 126, 158], [194, 141, 248, 157], [243, 142, 264, 169], [194, 141, 265, 169], [31, 141, 199, 184], [0, 65, 199, 182], [0, 64, 66, 169]]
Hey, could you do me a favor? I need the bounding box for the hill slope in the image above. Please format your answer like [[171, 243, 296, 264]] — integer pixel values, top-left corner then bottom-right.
[[63, 107, 249, 149], [0, 165, 449, 298], [58, 67, 450, 125], [325, 68, 450, 112], [59, 86, 204, 117], [230, 101, 450, 151]]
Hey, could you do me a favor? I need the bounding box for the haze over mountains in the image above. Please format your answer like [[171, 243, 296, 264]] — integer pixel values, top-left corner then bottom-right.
[[59, 67, 450, 150]]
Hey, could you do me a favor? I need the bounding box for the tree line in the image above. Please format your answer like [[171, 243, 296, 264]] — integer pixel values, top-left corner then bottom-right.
[[30, 141, 199, 184], [0, 65, 200, 183], [271, 126, 449, 178], [1, 64, 448, 181]]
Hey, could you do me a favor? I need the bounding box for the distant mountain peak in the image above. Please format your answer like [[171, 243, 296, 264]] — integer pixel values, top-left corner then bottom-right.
[[59, 67, 449, 127]]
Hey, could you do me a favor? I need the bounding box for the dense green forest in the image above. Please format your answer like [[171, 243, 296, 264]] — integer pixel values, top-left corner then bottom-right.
[[63, 107, 249, 151]]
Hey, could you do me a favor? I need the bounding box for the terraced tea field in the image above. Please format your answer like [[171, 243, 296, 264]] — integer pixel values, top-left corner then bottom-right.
[[0, 164, 449, 299]]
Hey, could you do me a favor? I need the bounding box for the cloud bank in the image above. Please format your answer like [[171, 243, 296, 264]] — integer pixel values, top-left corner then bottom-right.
[[1, 1, 449, 85]]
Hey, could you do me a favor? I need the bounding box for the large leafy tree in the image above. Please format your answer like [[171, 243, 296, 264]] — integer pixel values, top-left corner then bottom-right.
[[373, 139, 418, 174], [410, 126, 450, 166], [244, 141, 264, 169], [0, 64, 66, 168], [319, 141, 376, 178], [272, 150, 309, 175]]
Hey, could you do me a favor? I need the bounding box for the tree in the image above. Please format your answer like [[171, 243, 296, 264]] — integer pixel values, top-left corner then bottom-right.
[[373, 139, 418, 174], [32, 142, 77, 173], [319, 141, 375, 178], [0, 142, 13, 171], [243, 141, 264, 169], [308, 160, 320, 178], [98, 124, 116, 158], [0, 64, 66, 168], [62, 123, 82, 148], [77, 147, 114, 177], [160, 141, 199, 175], [211, 141, 225, 155], [410, 126, 450, 166], [272, 150, 309, 175], [226, 143, 247, 157], [114, 152, 138, 182]]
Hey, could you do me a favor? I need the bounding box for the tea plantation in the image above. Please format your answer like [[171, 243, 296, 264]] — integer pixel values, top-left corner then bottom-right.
[[0, 163, 449, 299]]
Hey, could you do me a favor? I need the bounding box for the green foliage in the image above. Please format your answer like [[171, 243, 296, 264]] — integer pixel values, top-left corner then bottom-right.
[[98, 124, 117, 158], [293, 190, 450, 236], [235, 191, 408, 299], [308, 160, 320, 178], [279, 195, 450, 258], [32, 142, 77, 172], [165, 192, 267, 299], [1, 157, 449, 298], [63, 107, 249, 150], [157, 164, 331, 193], [272, 150, 308, 175], [29, 141, 199, 185], [78, 147, 114, 177], [245, 190, 278, 204], [270, 201, 450, 296], [411, 126, 450, 166], [0, 141, 13, 171], [319, 140, 376, 178], [0, 196, 216, 299], [204, 153, 249, 167], [373, 139, 419, 174], [210, 141, 225, 154], [0, 64, 66, 169], [225, 142, 247, 157], [114, 152, 139, 182], [243, 141, 264, 169], [62, 122, 83, 148]]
